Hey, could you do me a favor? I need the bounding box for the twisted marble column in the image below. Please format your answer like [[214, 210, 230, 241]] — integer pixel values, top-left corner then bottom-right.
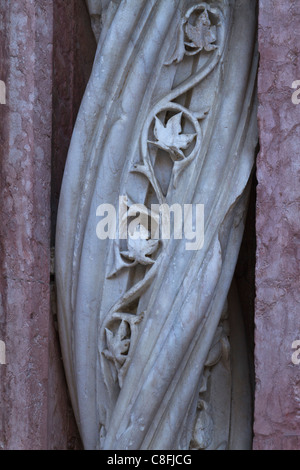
[[56, 0, 257, 450]]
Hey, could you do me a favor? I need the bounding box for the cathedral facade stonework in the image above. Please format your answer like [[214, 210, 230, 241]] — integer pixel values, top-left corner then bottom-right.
[[0, 0, 299, 450]]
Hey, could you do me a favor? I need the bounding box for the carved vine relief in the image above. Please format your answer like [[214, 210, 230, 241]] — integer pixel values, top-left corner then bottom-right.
[[56, 0, 258, 450]]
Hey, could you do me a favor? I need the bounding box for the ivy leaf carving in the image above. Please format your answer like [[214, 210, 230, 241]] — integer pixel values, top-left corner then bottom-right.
[[152, 112, 196, 161], [103, 320, 130, 367], [121, 224, 159, 266], [185, 9, 217, 52]]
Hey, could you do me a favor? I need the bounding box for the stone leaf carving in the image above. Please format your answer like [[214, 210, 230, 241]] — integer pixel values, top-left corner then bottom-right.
[[120, 226, 159, 266], [56, 0, 258, 450], [185, 8, 217, 51], [166, 3, 219, 65], [151, 112, 197, 161], [103, 321, 130, 369]]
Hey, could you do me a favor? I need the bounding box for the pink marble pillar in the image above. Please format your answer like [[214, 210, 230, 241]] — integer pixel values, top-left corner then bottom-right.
[[254, 0, 300, 450], [0, 0, 95, 450], [0, 0, 53, 450]]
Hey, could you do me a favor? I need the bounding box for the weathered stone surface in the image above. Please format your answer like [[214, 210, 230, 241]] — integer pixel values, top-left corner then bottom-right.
[[254, 0, 300, 450]]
